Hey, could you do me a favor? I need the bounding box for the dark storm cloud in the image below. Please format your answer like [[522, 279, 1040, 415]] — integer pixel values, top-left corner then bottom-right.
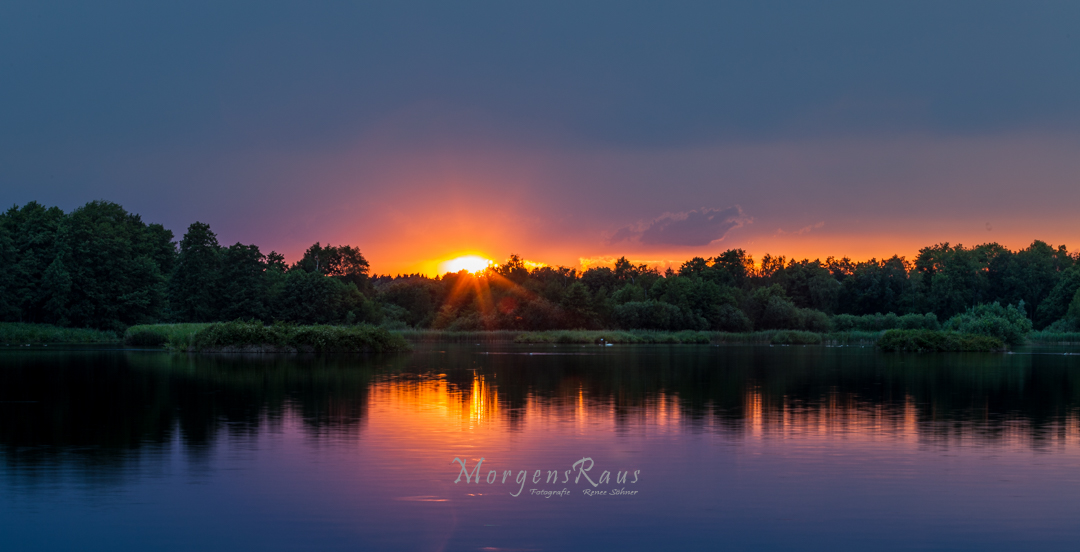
[[609, 207, 749, 247], [1, 1, 1078, 156], [1, 1, 1078, 271]]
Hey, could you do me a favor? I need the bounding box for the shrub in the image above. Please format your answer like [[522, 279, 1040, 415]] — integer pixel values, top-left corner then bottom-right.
[[797, 308, 832, 333], [124, 323, 212, 348], [830, 312, 938, 332], [944, 302, 1032, 346], [511, 329, 712, 344], [184, 320, 409, 353], [613, 301, 705, 331], [770, 330, 822, 345], [877, 329, 1003, 352], [713, 304, 752, 333], [899, 313, 940, 330], [124, 328, 168, 347], [832, 314, 857, 331]]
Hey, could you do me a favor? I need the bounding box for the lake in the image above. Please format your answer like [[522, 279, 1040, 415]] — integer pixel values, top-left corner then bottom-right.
[[2, 344, 1080, 551]]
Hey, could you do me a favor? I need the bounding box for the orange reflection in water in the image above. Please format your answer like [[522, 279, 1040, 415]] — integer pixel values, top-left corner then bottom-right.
[[357, 375, 1080, 455], [361, 371, 689, 459]]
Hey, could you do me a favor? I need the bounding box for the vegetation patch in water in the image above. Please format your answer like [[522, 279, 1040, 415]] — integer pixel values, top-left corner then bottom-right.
[[876, 329, 1003, 352], [174, 320, 410, 353]]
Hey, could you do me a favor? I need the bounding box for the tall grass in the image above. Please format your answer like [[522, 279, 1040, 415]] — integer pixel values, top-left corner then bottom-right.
[[124, 323, 213, 348], [397, 330, 526, 343], [877, 329, 1004, 352], [180, 320, 410, 353], [512, 330, 713, 344], [0, 322, 119, 344], [1027, 331, 1080, 344], [400, 329, 857, 345], [822, 331, 883, 345]]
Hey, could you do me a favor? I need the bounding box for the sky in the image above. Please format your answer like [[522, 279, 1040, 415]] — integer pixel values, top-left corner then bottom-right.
[[2, 1, 1078, 275]]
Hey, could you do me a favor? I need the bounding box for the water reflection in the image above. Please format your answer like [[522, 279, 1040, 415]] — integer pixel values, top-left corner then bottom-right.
[[2, 345, 1080, 471]]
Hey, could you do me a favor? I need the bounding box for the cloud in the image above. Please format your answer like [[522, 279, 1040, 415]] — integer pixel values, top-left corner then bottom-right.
[[774, 221, 825, 236], [608, 206, 750, 247]]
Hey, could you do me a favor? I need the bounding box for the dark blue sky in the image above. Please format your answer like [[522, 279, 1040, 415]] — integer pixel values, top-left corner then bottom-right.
[[3, 1, 1078, 272]]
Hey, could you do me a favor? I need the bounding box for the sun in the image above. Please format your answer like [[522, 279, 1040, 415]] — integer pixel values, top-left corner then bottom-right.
[[439, 255, 494, 274]]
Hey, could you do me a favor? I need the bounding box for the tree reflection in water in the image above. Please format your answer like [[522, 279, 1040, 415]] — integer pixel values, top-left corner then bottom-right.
[[2, 345, 1079, 478]]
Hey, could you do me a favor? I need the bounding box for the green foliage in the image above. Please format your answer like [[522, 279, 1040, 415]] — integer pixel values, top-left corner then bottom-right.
[[513, 329, 712, 344], [40, 201, 172, 331], [877, 329, 1004, 352], [944, 302, 1033, 346], [1027, 330, 1080, 344], [4, 200, 1079, 342], [769, 330, 823, 345], [168, 222, 221, 322], [1035, 266, 1080, 329], [397, 329, 523, 343], [0, 322, 119, 344], [611, 282, 648, 304], [218, 243, 271, 321], [378, 279, 440, 327], [821, 331, 883, 344], [292, 242, 371, 291], [741, 285, 831, 332], [743, 285, 797, 330], [184, 320, 409, 352], [1068, 289, 1080, 322], [124, 323, 212, 347], [987, 240, 1072, 320], [832, 312, 939, 331], [271, 270, 367, 325], [0, 202, 65, 324], [836, 256, 911, 315], [560, 282, 598, 328], [613, 300, 705, 331], [713, 304, 753, 332]]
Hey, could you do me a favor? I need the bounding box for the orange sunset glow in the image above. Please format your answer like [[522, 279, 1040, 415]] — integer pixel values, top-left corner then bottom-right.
[[438, 255, 495, 275]]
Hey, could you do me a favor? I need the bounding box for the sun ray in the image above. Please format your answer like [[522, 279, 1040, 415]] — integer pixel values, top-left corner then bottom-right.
[[439, 255, 493, 275]]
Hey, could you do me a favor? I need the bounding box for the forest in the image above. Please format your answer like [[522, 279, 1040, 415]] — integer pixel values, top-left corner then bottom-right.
[[3, 200, 1080, 340]]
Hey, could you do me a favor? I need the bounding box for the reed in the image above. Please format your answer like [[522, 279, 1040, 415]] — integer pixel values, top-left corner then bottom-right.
[[124, 323, 213, 348], [876, 329, 1004, 352], [1027, 331, 1080, 344], [0, 322, 119, 344], [182, 320, 410, 353]]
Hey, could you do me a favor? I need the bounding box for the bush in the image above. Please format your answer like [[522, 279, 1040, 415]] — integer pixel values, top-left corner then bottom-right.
[[613, 301, 706, 331], [797, 308, 832, 333], [512, 329, 712, 344], [900, 313, 940, 330], [183, 320, 410, 353], [877, 329, 1004, 352], [832, 312, 939, 332], [770, 330, 822, 345], [124, 323, 212, 348], [124, 328, 168, 347], [944, 302, 1032, 346]]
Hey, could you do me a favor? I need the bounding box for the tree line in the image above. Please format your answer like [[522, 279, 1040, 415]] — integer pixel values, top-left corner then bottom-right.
[[3, 200, 1080, 333]]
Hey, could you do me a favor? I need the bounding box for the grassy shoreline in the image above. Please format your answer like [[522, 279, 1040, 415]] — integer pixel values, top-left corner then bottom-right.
[[401, 328, 939, 347], [0, 322, 120, 344], [127, 321, 410, 353], [1027, 331, 1080, 344], [7, 321, 1064, 351]]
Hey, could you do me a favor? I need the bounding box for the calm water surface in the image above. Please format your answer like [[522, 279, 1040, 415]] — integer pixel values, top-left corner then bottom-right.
[[3, 344, 1080, 551]]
